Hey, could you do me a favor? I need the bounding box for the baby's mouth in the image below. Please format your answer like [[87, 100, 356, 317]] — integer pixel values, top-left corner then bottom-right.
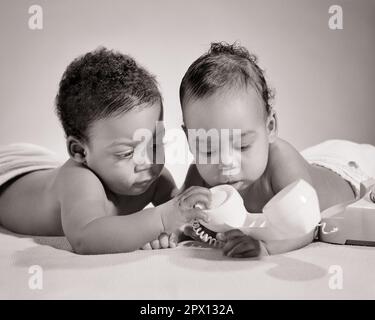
[[133, 178, 154, 189], [222, 180, 243, 190], [227, 180, 240, 185]]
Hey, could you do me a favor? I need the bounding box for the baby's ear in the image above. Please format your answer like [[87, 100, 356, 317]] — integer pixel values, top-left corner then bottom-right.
[[66, 136, 87, 164], [266, 110, 278, 143]]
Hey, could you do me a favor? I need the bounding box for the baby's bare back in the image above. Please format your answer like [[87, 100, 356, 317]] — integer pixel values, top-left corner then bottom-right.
[[266, 139, 356, 211], [307, 164, 355, 210], [0, 159, 158, 237], [0, 167, 63, 235]]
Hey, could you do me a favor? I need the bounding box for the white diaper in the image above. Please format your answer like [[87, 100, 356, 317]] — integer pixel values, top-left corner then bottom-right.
[[301, 140, 375, 199]]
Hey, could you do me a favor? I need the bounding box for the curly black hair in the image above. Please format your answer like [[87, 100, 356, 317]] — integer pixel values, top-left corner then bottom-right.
[[56, 47, 162, 142], [179, 42, 274, 116]]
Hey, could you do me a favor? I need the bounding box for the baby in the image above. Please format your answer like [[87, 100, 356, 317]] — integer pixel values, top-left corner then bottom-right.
[[0, 48, 209, 254], [179, 42, 375, 257]]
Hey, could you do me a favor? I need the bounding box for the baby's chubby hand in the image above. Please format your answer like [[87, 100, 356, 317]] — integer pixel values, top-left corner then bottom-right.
[[217, 229, 267, 258], [160, 186, 212, 233], [176, 186, 213, 211], [141, 232, 178, 250]]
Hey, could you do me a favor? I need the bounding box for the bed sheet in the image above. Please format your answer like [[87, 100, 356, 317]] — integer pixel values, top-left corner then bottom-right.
[[0, 226, 374, 299]]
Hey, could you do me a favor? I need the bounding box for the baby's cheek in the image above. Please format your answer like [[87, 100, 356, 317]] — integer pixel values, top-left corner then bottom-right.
[[242, 151, 268, 180], [152, 164, 164, 177], [197, 165, 218, 185], [113, 164, 136, 184]]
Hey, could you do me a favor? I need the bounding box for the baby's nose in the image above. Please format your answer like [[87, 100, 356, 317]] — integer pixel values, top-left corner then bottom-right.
[[219, 152, 241, 175], [220, 152, 234, 167], [133, 148, 154, 171], [134, 160, 154, 173], [220, 150, 241, 167]]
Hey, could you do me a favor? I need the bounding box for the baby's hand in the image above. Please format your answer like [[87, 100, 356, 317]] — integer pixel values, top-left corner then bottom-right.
[[176, 186, 212, 211], [217, 229, 265, 258], [161, 186, 212, 233], [141, 232, 178, 250]]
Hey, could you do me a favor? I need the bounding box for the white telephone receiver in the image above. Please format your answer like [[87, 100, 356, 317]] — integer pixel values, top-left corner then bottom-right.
[[192, 179, 321, 246]]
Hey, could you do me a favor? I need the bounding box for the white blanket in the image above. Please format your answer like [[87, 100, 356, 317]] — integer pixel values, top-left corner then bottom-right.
[[1, 226, 374, 299], [0, 143, 61, 187]]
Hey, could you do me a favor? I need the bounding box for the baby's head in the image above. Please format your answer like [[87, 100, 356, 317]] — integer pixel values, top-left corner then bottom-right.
[[180, 42, 277, 191], [56, 47, 164, 196]]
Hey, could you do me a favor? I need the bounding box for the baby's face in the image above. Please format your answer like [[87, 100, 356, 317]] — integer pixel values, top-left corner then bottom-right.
[[85, 104, 165, 196], [184, 87, 273, 192]]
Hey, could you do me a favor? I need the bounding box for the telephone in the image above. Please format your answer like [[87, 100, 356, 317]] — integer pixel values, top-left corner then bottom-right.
[[191, 179, 322, 246], [318, 178, 375, 246]]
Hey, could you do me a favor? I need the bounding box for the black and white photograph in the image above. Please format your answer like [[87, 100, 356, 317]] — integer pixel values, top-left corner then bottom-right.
[[0, 0, 374, 303]]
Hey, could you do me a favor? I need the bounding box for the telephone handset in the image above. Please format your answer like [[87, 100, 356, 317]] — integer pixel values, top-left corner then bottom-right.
[[192, 179, 322, 246]]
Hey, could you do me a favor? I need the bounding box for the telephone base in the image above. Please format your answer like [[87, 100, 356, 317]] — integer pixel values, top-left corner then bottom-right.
[[319, 179, 375, 246]]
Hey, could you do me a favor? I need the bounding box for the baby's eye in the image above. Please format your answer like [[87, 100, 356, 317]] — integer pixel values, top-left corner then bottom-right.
[[200, 148, 216, 157], [240, 145, 251, 152], [115, 150, 134, 159]]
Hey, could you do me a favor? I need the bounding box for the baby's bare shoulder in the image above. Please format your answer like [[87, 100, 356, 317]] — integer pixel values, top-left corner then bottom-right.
[[267, 138, 312, 192], [54, 159, 107, 203], [269, 138, 297, 156], [268, 138, 307, 167]]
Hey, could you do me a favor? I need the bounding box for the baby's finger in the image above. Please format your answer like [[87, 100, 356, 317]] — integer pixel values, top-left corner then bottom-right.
[[150, 239, 161, 249], [180, 186, 212, 200], [183, 225, 194, 237], [222, 237, 246, 255], [158, 233, 169, 249], [221, 229, 246, 241], [141, 243, 152, 250], [169, 233, 177, 248], [184, 208, 210, 223], [183, 225, 197, 239], [182, 194, 211, 210], [228, 240, 261, 258], [226, 241, 255, 257]]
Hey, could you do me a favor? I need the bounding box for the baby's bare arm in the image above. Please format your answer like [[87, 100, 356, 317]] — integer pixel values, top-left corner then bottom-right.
[[268, 139, 314, 194], [57, 165, 208, 254], [57, 165, 167, 254], [140, 168, 178, 250]]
